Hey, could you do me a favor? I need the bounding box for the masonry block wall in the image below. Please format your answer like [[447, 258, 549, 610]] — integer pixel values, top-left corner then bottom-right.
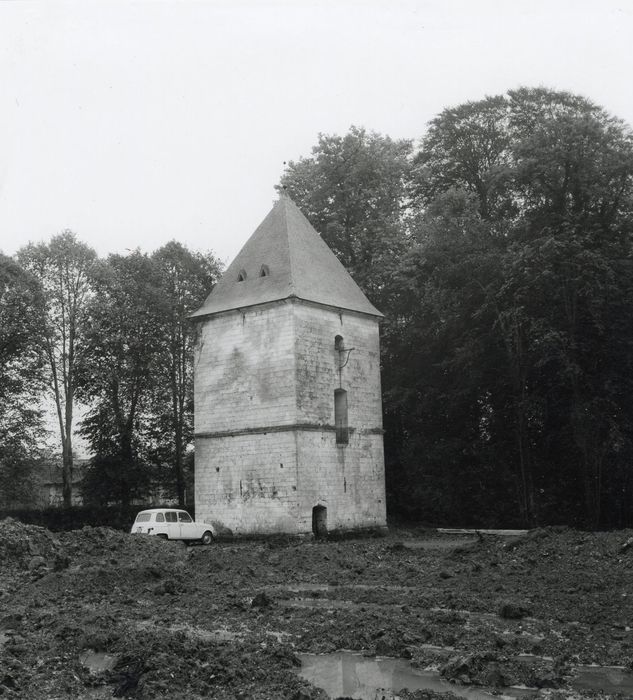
[[293, 302, 386, 532], [195, 302, 296, 433], [194, 298, 387, 535]]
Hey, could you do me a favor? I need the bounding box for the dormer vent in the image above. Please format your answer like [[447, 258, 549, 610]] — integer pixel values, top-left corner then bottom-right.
[[260, 265, 269, 277], [237, 269, 247, 282]]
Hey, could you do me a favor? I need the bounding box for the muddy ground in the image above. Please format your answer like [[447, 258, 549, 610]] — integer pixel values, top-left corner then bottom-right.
[[0, 520, 632, 699]]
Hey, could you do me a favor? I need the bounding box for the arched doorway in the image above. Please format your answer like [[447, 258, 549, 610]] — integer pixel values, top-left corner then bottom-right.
[[312, 505, 327, 538]]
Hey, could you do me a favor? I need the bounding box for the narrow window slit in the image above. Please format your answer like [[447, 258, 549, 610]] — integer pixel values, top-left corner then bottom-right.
[[335, 388, 349, 445]]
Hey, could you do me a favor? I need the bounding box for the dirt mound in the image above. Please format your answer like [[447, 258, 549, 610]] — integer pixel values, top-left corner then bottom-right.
[[1, 525, 632, 698], [0, 519, 189, 572], [58, 525, 188, 564], [0, 520, 191, 608], [0, 517, 64, 569]]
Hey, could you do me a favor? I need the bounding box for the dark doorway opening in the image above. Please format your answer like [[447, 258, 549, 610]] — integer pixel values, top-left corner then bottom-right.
[[312, 505, 327, 538]]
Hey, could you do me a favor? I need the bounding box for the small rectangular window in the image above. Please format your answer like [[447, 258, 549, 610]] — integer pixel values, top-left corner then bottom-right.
[[335, 388, 349, 445], [155, 513, 165, 522], [165, 512, 178, 523], [178, 512, 192, 523]]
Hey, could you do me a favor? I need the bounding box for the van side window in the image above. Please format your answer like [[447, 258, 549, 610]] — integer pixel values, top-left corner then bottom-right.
[[178, 512, 192, 523], [165, 512, 178, 523], [155, 512, 165, 522]]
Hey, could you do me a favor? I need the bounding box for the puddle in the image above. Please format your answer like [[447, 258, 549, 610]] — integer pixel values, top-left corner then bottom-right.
[[299, 652, 633, 699], [298, 652, 532, 699], [79, 650, 118, 674], [574, 665, 633, 695]]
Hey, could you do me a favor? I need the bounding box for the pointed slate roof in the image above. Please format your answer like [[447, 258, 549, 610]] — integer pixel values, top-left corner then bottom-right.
[[191, 195, 382, 319]]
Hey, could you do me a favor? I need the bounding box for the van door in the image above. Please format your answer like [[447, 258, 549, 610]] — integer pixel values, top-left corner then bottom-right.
[[178, 511, 197, 540], [164, 511, 179, 538]]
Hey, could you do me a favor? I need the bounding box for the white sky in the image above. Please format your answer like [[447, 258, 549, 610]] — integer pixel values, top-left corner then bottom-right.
[[1, 0, 632, 267]]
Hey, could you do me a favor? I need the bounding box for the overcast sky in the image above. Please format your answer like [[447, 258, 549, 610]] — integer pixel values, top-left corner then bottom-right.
[[1, 0, 632, 267]]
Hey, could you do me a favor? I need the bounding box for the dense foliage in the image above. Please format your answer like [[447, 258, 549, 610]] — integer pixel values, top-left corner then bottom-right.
[[3, 87, 632, 527], [281, 88, 633, 528], [0, 254, 46, 507], [77, 244, 222, 506], [3, 239, 221, 509]]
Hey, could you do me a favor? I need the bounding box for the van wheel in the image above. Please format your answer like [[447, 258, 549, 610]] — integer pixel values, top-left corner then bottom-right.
[[201, 531, 214, 546]]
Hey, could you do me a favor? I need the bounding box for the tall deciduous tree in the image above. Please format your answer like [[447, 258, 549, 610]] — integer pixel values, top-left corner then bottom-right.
[[408, 87, 633, 527], [78, 251, 163, 506], [0, 254, 46, 505], [18, 233, 96, 508], [150, 242, 222, 505], [281, 90, 633, 528], [78, 245, 221, 506]]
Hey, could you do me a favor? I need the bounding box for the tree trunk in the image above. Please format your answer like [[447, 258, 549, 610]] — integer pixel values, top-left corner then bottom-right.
[[61, 434, 73, 509], [514, 397, 536, 528], [120, 429, 134, 508], [175, 424, 184, 506]]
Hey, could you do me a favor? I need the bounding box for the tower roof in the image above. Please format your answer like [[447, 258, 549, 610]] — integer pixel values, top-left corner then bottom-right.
[[191, 195, 382, 319]]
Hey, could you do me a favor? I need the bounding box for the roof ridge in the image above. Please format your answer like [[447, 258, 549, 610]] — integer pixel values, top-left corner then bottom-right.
[[278, 196, 297, 298]]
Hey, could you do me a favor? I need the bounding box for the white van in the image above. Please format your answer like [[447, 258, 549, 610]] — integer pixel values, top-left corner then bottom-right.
[[131, 509, 214, 544]]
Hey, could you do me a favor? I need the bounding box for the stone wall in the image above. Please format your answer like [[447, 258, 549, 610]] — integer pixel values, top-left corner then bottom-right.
[[194, 298, 386, 535], [194, 431, 300, 534], [294, 431, 386, 532], [293, 302, 386, 531], [294, 301, 383, 428], [194, 301, 296, 433]]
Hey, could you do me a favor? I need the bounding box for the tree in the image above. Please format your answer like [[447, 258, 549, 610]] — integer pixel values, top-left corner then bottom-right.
[[384, 190, 521, 525], [0, 254, 46, 506], [18, 233, 96, 508], [78, 251, 163, 506], [278, 126, 413, 311], [412, 95, 513, 224], [149, 242, 222, 505], [280, 90, 633, 528], [409, 87, 633, 526]]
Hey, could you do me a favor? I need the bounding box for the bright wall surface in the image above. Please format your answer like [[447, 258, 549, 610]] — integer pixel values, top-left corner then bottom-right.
[[194, 299, 386, 534]]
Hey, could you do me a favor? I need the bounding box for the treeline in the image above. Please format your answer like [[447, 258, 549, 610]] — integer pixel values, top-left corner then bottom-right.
[[0, 239, 222, 508], [279, 87, 633, 529], [2, 86, 633, 528]]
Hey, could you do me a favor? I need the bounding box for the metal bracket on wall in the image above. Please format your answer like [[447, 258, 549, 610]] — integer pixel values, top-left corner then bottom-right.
[[338, 347, 355, 370]]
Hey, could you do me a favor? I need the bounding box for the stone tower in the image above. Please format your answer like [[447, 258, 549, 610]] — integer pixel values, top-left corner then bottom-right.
[[191, 195, 386, 535]]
